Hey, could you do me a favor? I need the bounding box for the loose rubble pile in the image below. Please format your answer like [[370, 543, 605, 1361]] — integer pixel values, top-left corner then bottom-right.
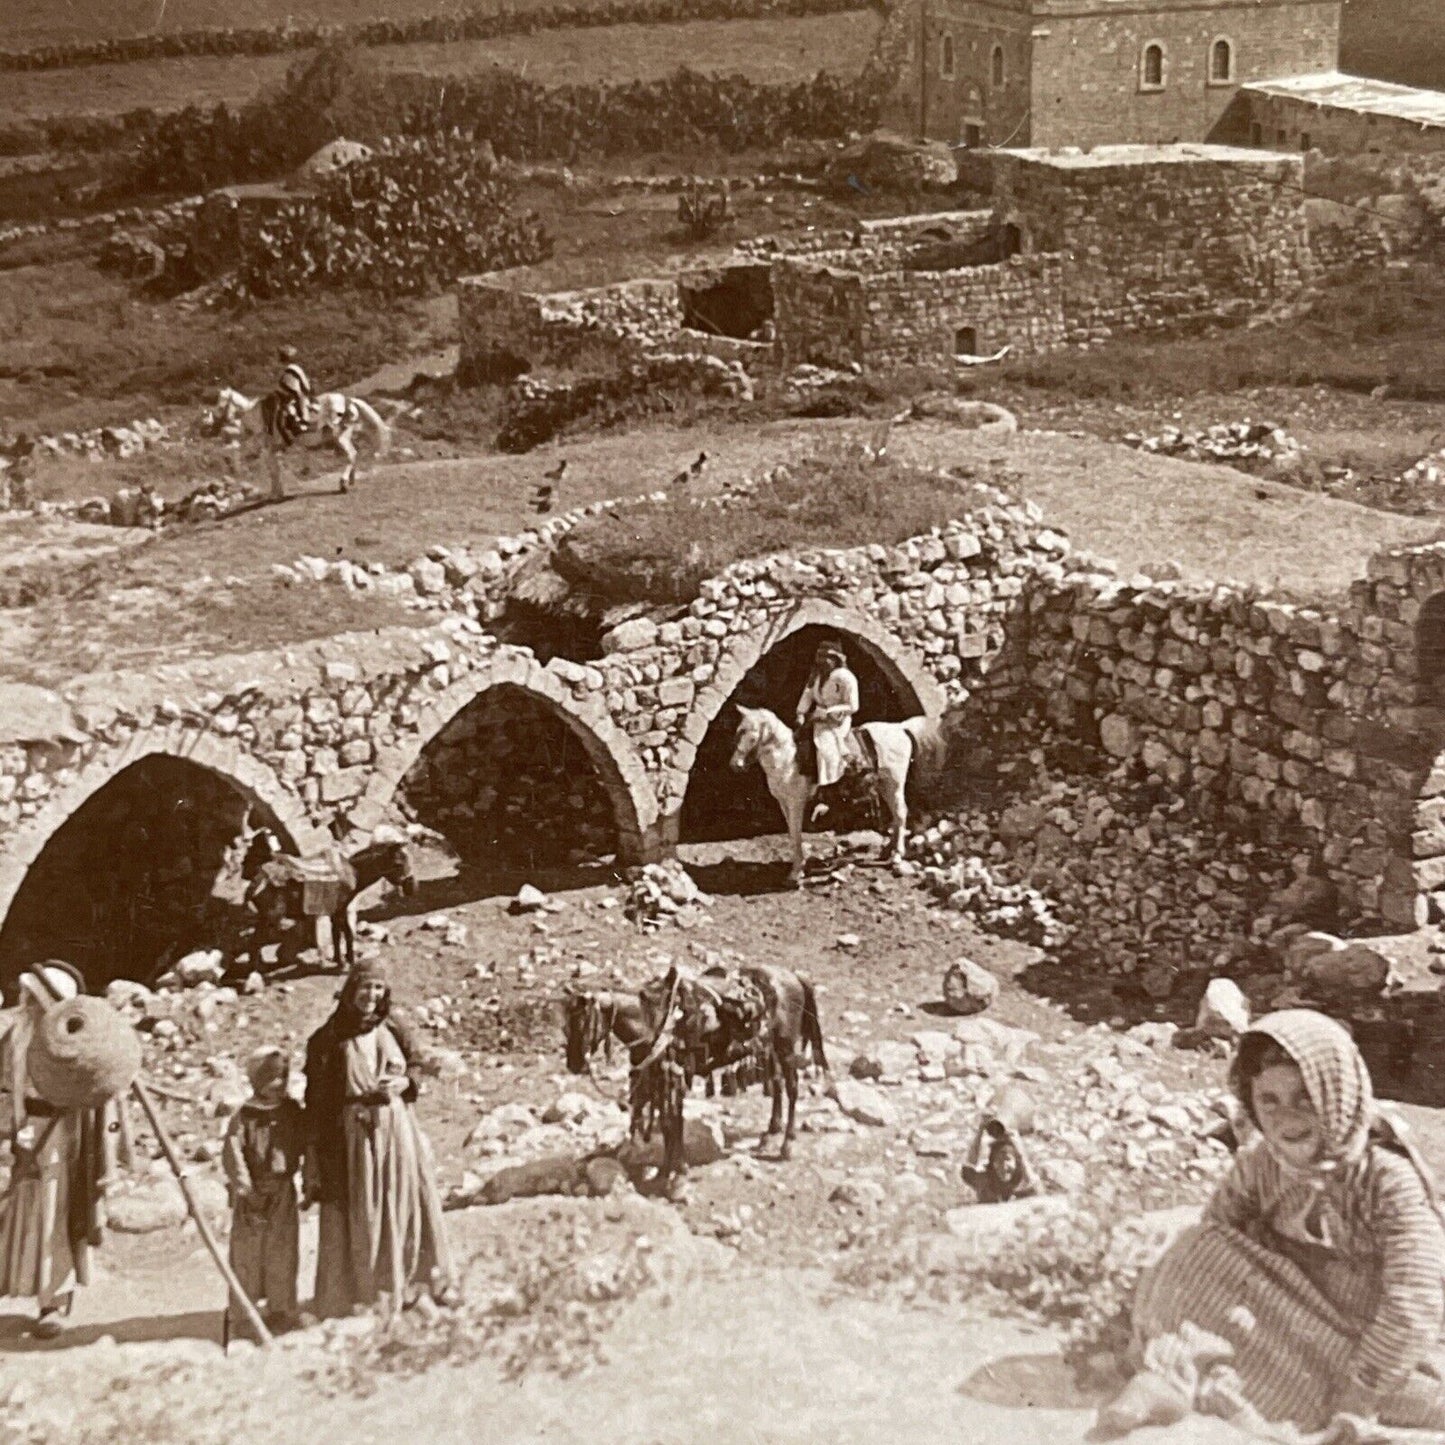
[[909, 741, 1291, 995], [67, 475, 262, 530], [623, 859, 712, 927], [1123, 420, 1302, 474], [1, 417, 168, 473]]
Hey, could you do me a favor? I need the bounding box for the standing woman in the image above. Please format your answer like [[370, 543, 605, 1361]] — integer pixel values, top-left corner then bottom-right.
[[0, 961, 130, 1339], [304, 960, 457, 1319]]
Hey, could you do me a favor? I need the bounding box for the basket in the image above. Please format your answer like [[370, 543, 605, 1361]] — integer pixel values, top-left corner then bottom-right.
[[27, 997, 142, 1110]]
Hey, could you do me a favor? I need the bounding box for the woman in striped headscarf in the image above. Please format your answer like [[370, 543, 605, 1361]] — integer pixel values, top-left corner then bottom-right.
[[1123, 1009, 1445, 1433]]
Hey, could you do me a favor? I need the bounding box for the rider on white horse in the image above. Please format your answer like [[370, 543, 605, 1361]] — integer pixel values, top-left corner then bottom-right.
[[275, 349, 315, 446], [795, 639, 859, 789]]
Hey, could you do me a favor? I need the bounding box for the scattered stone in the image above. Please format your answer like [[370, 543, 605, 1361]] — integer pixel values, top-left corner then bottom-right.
[[829, 1079, 897, 1128], [174, 950, 225, 988], [509, 886, 549, 915], [1195, 978, 1249, 1040]]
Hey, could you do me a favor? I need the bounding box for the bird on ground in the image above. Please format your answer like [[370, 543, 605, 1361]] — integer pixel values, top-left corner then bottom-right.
[[531, 458, 567, 513], [670, 451, 709, 487]]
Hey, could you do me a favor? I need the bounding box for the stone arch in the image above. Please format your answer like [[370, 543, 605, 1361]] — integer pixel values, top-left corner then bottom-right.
[[359, 653, 658, 865], [0, 728, 322, 988], [0, 727, 321, 932], [672, 601, 944, 845]]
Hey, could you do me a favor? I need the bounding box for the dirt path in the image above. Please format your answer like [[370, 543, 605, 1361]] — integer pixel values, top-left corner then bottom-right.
[[0, 1205, 1248, 1445]]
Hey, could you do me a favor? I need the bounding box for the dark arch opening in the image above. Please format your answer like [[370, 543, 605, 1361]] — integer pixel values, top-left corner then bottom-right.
[[1419, 592, 1445, 705], [680, 625, 918, 844], [0, 755, 281, 993], [396, 684, 620, 873]]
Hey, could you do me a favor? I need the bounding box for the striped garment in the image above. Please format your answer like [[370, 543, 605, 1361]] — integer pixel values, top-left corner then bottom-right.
[[1130, 1010, 1445, 1433]]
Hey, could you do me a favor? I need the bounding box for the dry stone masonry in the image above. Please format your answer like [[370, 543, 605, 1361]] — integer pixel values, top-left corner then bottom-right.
[[10, 441, 1445, 972], [461, 146, 1315, 384]]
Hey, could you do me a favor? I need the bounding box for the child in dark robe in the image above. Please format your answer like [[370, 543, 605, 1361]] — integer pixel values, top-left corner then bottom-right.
[[222, 1046, 305, 1335]]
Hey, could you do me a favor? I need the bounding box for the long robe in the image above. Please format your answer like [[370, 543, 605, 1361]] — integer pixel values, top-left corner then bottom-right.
[[222, 1098, 304, 1318], [1134, 1134, 1445, 1431], [305, 1016, 453, 1318], [0, 1012, 124, 1309], [797, 666, 859, 787]]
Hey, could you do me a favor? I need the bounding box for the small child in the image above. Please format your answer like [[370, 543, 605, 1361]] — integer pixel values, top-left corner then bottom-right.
[[1121, 1009, 1445, 1434], [222, 1046, 306, 1336]]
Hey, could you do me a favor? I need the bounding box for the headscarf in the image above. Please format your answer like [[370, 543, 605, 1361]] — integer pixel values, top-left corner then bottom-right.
[[333, 959, 390, 1037], [1232, 1009, 1373, 1176], [10, 961, 86, 1138], [246, 1045, 289, 1095], [1233, 1009, 1442, 1230]]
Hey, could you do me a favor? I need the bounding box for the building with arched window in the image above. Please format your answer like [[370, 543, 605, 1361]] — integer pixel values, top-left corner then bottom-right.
[[883, 0, 1342, 149]]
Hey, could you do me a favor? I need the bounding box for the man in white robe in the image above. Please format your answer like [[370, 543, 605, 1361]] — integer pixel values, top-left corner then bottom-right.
[[795, 640, 860, 788]]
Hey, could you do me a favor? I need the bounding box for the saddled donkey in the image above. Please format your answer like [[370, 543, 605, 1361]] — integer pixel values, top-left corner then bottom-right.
[[205, 387, 391, 499], [563, 962, 830, 1195], [242, 830, 416, 969], [730, 705, 942, 885]]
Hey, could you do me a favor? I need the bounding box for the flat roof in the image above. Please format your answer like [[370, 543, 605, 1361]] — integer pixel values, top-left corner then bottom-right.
[[1243, 71, 1445, 128], [999, 142, 1294, 168]]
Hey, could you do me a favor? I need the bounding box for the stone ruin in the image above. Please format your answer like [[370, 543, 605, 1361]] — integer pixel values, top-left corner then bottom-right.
[[459, 144, 1316, 382]]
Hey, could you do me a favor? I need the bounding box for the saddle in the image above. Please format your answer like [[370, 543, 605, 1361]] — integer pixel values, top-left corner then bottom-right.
[[258, 852, 348, 916], [794, 726, 876, 785]]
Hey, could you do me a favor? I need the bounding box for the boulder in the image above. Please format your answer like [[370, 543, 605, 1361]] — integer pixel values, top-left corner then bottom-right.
[[1195, 978, 1250, 1040], [942, 1194, 1071, 1247], [829, 1079, 897, 1127], [510, 884, 549, 915], [175, 950, 225, 988], [109, 1174, 228, 1234]]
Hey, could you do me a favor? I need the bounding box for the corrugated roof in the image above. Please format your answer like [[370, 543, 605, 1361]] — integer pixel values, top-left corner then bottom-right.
[[1244, 71, 1445, 128]]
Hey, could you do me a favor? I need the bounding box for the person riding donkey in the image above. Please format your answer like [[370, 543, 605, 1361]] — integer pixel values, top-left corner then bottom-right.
[[795, 639, 860, 817], [274, 347, 316, 448]]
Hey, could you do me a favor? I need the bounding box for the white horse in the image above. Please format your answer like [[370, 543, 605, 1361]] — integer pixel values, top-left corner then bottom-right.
[[729, 705, 939, 885], [206, 387, 391, 498]]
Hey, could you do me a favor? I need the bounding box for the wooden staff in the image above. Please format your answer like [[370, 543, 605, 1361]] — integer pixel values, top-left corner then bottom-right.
[[130, 1079, 273, 1347]]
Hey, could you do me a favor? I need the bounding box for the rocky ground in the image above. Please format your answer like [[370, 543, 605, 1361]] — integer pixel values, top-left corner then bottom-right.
[[4, 755, 1443, 1442]]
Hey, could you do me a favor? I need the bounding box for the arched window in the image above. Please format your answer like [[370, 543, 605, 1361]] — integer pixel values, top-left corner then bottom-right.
[[1210, 37, 1234, 84], [1141, 41, 1165, 90], [990, 44, 1005, 87], [941, 33, 955, 79]]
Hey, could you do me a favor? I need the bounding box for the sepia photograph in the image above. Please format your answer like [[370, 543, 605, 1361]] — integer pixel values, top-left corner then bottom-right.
[[1, 0, 1444, 1439]]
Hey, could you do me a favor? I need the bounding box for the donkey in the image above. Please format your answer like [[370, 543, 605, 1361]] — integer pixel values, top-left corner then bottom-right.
[[563, 962, 830, 1194], [730, 704, 941, 885], [243, 831, 416, 969]]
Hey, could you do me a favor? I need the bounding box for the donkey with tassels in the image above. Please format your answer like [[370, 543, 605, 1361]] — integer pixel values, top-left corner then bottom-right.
[[563, 961, 829, 1197]]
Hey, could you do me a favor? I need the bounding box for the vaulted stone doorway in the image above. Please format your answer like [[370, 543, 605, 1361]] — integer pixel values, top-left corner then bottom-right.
[[679, 624, 922, 844], [396, 684, 622, 872], [0, 755, 287, 991]]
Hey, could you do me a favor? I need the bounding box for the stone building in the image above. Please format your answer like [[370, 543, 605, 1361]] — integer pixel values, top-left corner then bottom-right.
[[1241, 72, 1445, 153], [882, 0, 1342, 149]]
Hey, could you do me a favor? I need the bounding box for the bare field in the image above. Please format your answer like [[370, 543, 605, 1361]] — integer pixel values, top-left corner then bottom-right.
[[0, 12, 876, 123], [4, 416, 1434, 689], [0, 0, 603, 47]]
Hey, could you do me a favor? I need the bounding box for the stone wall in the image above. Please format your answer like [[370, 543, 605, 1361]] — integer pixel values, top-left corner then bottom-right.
[[1240, 85, 1445, 157], [1027, 1, 1341, 152], [773, 248, 1067, 371], [13, 459, 1445, 963], [980, 146, 1315, 344], [883, 0, 1340, 150]]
